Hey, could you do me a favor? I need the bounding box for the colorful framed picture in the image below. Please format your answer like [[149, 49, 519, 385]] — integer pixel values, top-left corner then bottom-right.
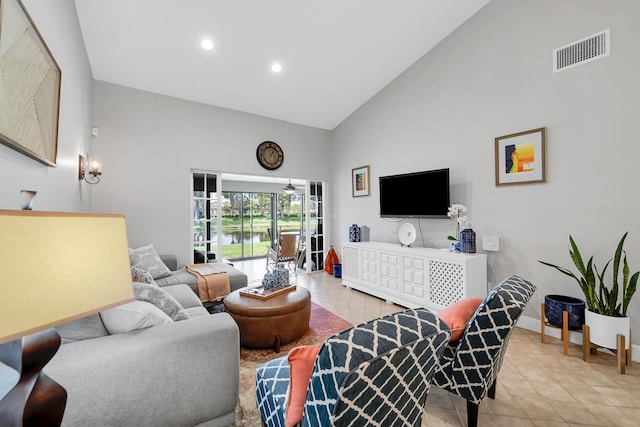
[[0, 0, 61, 167], [352, 165, 370, 197], [495, 127, 546, 186]]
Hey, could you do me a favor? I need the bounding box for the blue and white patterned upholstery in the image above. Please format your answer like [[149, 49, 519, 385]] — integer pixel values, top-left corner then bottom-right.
[[256, 356, 291, 427], [432, 275, 536, 427], [256, 308, 451, 427]]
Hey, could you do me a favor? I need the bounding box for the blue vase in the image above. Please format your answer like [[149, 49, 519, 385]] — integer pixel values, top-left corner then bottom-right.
[[349, 224, 361, 242], [262, 272, 277, 291], [460, 228, 476, 253], [333, 264, 342, 278], [273, 268, 289, 288]]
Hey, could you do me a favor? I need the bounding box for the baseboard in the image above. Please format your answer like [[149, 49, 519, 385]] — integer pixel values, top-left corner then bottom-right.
[[517, 315, 640, 363]]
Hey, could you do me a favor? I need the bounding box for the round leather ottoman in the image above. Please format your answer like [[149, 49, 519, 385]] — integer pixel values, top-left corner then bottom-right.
[[224, 287, 311, 352]]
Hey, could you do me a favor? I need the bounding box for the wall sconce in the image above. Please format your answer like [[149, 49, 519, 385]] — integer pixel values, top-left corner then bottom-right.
[[78, 154, 102, 184]]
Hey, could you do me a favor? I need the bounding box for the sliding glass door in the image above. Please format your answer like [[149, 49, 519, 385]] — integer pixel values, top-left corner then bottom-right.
[[191, 171, 326, 268], [221, 192, 273, 260]]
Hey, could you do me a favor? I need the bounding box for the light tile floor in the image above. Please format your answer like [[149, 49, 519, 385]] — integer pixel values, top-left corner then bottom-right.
[[233, 259, 640, 427]]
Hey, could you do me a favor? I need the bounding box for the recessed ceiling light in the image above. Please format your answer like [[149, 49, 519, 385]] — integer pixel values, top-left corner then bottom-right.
[[271, 63, 282, 73], [201, 39, 214, 50]]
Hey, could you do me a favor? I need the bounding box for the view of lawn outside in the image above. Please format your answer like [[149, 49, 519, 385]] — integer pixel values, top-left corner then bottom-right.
[[220, 215, 302, 259], [194, 191, 314, 260]]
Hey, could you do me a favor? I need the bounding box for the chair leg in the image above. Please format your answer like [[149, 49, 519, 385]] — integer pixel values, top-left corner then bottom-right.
[[466, 400, 479, 427], [488, 378, 497, 399]]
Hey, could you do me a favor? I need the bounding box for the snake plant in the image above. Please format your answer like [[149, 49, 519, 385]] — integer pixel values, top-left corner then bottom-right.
[[539, 232, 639, 317]]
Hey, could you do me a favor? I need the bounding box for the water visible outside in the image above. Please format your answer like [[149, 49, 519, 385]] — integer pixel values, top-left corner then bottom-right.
[[221, 230, 270, 245]]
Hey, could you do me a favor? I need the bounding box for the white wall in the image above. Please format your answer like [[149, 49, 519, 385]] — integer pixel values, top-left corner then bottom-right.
[[91, 82, 332, 264], [331, 0, 640, 330], [0, 0, 93, 211]]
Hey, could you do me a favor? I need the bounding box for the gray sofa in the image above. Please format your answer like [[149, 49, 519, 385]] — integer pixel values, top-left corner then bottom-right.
[[44, 284, 240, 427], [155, 255, 248, 296]]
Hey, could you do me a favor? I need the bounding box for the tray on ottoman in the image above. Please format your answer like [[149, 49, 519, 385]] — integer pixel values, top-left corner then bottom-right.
[[239, 285, 296, 300]]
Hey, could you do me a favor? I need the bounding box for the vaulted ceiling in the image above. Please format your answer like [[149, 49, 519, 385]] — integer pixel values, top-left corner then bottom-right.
[[75, 0, 490, 130]]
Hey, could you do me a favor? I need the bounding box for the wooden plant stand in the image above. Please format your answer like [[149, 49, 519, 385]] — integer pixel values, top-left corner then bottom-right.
[[582, 325, 632, 374], [540, 303, 572, 355]]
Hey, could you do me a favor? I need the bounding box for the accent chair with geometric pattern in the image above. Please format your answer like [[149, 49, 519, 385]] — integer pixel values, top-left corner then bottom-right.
[[431, 275, 537, 427], [256, 308, 451, 427]]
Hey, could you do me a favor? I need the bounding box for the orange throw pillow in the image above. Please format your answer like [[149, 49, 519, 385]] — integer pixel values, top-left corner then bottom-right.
[[437, 298, 484, 342], [285, 344, 322, 427]]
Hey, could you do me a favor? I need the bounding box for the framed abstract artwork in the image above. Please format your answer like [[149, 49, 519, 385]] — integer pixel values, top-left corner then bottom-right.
[[0, 0, 61, 166], [352, 165, 370, 197], [495, 127, 546, 186]]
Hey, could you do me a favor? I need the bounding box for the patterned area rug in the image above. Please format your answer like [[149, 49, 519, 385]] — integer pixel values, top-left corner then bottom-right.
[[236, 302, 352, 426]]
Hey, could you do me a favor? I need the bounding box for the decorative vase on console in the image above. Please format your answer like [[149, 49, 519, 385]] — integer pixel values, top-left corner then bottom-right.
[[460, 227, 476, 253], [447, 204, 469, 251], [348, 224, 361, 242]]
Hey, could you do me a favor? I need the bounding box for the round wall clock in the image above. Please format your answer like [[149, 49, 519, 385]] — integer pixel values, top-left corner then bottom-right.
[[256, 141, 284, 170]]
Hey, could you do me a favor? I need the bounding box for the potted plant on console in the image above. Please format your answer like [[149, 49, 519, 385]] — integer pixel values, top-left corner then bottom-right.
[[539, 232, 639, 369]]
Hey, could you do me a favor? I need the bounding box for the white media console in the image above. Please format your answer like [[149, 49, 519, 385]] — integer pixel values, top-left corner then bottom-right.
[[341, 241, 487, 311]]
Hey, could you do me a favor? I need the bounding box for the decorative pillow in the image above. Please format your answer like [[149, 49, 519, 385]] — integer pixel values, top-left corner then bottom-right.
[[133, 281, 190, 321], [436, 298, 484, 342], [100, 301, 172, 334], [285, 344, 322, 427], [131, 266, 156, 285], [129, 244, 172, 279], [55, 313, 109, 344]]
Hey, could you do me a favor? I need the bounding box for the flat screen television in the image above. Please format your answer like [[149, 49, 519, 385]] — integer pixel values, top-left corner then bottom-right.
[[379, 168, 450, 218]]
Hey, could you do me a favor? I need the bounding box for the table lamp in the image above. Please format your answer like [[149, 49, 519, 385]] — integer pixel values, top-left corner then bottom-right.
[[0, 210, 134, 426]]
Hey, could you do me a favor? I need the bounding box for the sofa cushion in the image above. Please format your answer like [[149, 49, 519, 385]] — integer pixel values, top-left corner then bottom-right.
[[129, 244, 172, 279], [133, 282, 190, 321], [184, 306, 210, 318], [154, 269, 195, 288], [163, 284, 204, 309], [55, 313, 109, 344], [155, 264, 248, 294], [100, 301, 172, 334]]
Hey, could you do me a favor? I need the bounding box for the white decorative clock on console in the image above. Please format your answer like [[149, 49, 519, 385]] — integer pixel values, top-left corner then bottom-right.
[[398, 223, 417, 247]]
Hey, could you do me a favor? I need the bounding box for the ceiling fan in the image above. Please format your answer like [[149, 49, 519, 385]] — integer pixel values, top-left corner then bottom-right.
[[283, 180, 296, 194]]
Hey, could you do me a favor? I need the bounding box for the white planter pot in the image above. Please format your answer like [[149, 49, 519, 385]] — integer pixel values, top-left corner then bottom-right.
[[585, 309, 630, 350]]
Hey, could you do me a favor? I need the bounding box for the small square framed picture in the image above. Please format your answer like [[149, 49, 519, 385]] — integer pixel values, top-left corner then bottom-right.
[[495, 127, 546, 186], [352, 165, 370, 197]]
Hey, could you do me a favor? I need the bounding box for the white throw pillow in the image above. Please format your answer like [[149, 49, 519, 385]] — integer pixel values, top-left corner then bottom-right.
[[100, 301, 172, 334], [129, 243, 172, 279]]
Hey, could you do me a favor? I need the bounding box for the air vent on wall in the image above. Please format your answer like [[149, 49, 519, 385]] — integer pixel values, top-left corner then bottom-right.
[[553, 29, 610, 73]]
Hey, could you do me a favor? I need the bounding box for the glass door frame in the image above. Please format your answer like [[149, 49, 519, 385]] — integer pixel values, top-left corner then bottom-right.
[[191, 169, 223, 263], [192, 171, 328, 269]]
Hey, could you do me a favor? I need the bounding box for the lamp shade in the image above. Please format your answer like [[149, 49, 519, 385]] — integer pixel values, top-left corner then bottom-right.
[[87, 156, 102, 175], [0, 210, 134, 344]]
